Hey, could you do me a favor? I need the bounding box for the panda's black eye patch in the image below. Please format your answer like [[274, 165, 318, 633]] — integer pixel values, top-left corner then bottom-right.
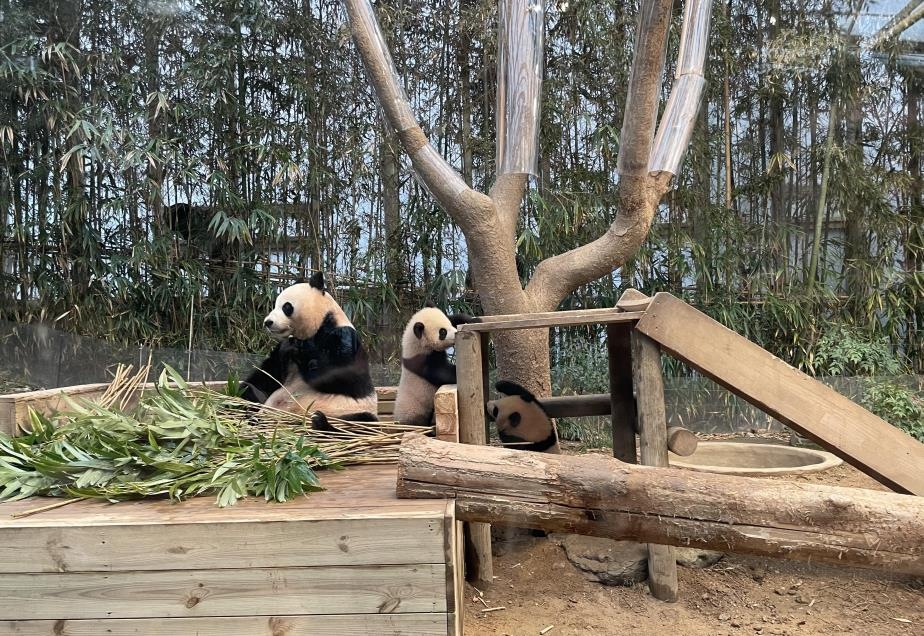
[[282, 302, 294, 317], [438, 328, 447, 340], [492, 405, 499, 417], [509, 412, 521, 428]]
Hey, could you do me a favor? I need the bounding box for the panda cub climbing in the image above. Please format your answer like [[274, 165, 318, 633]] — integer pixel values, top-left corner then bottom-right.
[[486, 380, 560, 453], [241, 272, 377, 428], [393, 306, 477, 426]]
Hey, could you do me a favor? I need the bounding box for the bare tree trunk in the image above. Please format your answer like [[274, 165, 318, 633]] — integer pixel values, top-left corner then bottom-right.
[[397, 435, 924, 575], [343, 0, 688, 395], [806, 103, 837, 292], [381, 133, 404, 361], [905, 69, 923, 371]]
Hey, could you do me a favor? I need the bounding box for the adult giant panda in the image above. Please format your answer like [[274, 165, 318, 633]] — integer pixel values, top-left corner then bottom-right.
[[393, 306, 477, 426], [241, 272, 378, 427], [486, 380, 560, 453]]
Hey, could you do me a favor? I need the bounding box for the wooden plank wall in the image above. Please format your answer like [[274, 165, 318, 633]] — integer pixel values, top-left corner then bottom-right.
[[636, 292, 924, 496], [0, 465, 461, 635]]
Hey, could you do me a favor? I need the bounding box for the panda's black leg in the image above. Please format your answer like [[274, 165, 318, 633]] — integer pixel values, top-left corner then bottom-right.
[[310, 411, 379, 432], [338, 411, 379, 422]]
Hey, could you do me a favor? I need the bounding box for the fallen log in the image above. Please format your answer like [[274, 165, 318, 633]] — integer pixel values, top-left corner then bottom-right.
[[396, 435, 924, 576]]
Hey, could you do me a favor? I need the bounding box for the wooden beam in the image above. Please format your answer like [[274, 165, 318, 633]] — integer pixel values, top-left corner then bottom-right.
[[433, 385, 459, 443], [454, 331, 493, 588], [457, 309, 644, 333], [631, 331, 678, 602], [539, 394, 613, 417], [607, 323, 637, 463], [636, 293, 924, 495], [615, 288, 652, 312], [396, 435, 924, 576], [0, 615, 450, 636], [0, 565, 446, 620]]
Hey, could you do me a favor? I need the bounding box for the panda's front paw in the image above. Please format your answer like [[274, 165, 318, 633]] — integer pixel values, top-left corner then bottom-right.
[[310, 411, 336, 432]]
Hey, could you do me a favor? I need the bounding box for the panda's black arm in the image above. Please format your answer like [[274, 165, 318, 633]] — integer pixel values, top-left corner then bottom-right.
[[308, 362, 376, 399], [402, 351, 457, 387], [289, 325, 361, 383], [427, 352, 457, 386], [240, 342, 289, 403], [448, 314, 480, 328]]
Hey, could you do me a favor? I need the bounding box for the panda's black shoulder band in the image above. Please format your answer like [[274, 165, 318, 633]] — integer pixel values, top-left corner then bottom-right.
[[501, 430, 558, 453], [495, 380, 538, 403]]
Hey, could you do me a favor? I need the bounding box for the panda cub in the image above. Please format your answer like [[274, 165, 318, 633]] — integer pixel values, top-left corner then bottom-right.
[[486, 380, 560, 453], [241, 272, 377, 428], [393, 306, 477, 426]]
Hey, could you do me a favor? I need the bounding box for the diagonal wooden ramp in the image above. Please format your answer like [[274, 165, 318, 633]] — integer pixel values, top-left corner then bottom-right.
[[636, 293, 924, 496]]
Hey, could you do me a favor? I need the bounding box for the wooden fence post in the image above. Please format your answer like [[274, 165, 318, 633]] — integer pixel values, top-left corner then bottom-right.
[[632, 330, 679, 602], [606, 323, 637, 463], [455, 330, 493, 588]]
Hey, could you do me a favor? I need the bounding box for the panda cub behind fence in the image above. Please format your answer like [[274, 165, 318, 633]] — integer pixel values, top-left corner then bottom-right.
[[393, 306, 477, 427], [240, 272, 378, 429], [486, 380, 560, 453]]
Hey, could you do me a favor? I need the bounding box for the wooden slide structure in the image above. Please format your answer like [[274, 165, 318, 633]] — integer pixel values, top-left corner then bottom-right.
[[636, 293, 924, 496], [402, 291, 924, 600]]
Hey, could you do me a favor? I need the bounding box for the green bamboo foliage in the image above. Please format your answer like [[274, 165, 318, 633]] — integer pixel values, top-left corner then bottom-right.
[[0, 0, 919, 374], [0, 365, 428, 505]]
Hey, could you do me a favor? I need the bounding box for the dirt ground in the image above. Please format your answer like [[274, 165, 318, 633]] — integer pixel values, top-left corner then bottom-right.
[[463, 438, 923, 636]]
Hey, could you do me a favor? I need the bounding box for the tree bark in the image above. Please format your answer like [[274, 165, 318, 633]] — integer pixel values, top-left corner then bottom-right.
[[397, 435, 924, 576]]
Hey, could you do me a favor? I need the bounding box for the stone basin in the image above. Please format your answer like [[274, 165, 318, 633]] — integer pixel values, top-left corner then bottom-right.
[[668, 441, 842, 476]]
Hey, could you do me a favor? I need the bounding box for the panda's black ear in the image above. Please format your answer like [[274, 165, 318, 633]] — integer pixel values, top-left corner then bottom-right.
[[424, 300, 436, 308], [308, 271, 325, 291], [413, 322, 425, 339], [495, 380, 537, 403]]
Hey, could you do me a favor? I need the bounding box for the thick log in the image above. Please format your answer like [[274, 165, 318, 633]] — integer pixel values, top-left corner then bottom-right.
[[396, 435, 924, 576]]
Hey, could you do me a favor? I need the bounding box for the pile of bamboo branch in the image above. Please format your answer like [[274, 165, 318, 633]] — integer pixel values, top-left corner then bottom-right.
[[0, 365, 427, 507]]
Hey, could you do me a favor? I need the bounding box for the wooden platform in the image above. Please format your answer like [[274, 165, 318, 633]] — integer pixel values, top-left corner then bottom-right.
[[0, 465, 462, 635]]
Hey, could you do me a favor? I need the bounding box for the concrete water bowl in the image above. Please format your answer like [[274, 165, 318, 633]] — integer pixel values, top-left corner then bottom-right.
[[668, 441, 842, 476]]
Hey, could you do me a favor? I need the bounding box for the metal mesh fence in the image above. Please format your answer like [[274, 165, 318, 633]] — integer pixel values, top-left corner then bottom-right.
[[2, 321, 920, 439], [0, 321, 401, 394]]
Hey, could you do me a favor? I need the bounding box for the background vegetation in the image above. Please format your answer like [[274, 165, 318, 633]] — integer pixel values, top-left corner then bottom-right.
[[1, 1, 921, 437]]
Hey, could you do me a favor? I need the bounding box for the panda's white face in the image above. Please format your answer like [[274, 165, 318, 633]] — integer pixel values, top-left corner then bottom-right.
[[263, 283, 330, 340], [402, 307, 457, 357]]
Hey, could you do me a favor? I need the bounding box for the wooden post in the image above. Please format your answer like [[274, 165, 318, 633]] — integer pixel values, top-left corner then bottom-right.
[[632, 330, 678, 602], [454, 331, 493, 588], [606, 323, 637, 463]]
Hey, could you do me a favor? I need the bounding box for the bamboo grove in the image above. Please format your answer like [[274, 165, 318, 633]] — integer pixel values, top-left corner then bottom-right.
[[0, 0, 921, 379]]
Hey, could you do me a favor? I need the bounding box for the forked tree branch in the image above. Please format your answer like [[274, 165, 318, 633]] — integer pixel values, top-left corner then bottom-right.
[[344, 0, 497, 234], [526, 0, 676, 309]]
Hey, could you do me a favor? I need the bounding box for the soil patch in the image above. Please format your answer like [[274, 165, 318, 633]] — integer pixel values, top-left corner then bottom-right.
[[463, 440, 923, 635]]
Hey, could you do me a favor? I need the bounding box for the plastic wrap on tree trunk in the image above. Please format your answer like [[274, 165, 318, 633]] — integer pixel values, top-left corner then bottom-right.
[[496, 0, 544, 177], [648, 74, 706, 176], [676, 0, 713, 78]]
